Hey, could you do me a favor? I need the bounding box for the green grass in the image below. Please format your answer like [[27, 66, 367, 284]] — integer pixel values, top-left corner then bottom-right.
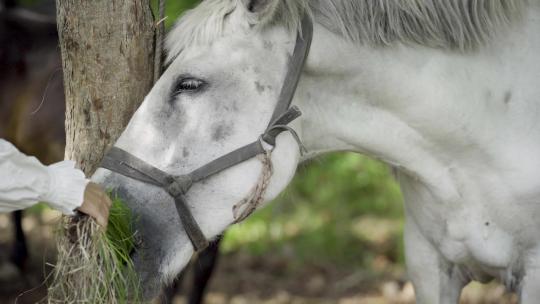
[[106, 195, 138, 266], [47, 196, 141, 304]]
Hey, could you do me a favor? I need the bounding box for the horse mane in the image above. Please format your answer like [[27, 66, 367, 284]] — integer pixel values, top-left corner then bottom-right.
[[313, 0, 525, 50], [166, 0, 526, 62]]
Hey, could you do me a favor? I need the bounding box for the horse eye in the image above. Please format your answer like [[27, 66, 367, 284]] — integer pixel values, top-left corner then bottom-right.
[[174, 77, 205, 94]]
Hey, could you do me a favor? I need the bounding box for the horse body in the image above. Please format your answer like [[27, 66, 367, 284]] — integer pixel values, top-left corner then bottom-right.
[[299, 6, 540, 300], [95, 0, 540, 302], [301, 9, 540, 300]]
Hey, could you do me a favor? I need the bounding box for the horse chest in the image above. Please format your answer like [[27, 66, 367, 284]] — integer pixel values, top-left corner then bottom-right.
[[399, 164, 540, 278]]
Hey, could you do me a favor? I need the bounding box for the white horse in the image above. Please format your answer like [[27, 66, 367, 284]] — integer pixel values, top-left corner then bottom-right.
[[94, 0, 540, 302]]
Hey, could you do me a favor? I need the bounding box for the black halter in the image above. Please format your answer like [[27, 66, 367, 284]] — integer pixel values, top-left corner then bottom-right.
[[100, 15, 313, 252]]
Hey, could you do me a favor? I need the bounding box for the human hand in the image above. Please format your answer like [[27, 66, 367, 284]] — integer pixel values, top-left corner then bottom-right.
[[77, 182, 112, 227]]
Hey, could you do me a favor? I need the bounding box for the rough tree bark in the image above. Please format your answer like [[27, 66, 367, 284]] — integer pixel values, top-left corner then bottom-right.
[[56, 0, 155, 175]]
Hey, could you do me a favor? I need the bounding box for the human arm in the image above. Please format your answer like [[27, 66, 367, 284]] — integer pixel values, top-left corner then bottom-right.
[[0, 139, 110, 226]]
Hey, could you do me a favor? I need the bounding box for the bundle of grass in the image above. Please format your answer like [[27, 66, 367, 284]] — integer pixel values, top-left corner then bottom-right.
[[46, 195, 142, 303]]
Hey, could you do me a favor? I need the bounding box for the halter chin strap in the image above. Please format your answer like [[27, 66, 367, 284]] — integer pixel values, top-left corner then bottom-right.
[[100, 14, 313, 252]]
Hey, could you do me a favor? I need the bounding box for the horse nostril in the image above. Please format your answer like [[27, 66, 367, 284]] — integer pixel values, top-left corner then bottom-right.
[[128, 233, 144, 259]]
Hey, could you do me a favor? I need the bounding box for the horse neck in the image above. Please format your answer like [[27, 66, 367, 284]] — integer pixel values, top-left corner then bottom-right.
[[295, 19, 540, 199]]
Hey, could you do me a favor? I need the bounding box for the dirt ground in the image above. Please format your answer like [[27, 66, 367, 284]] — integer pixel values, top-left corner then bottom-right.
[[0, 212, 518, 304]]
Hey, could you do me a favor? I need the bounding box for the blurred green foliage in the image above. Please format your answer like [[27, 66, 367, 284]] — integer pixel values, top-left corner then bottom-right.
[[223, 153, 404, 271], [151, 0, 200, 28]]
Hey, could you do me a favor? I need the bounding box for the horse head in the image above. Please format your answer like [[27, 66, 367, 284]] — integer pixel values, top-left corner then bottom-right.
[[94, 0, 307, 298]]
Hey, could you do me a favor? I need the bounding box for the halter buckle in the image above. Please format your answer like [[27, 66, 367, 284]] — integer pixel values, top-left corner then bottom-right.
[[261, 124, 308, 156]]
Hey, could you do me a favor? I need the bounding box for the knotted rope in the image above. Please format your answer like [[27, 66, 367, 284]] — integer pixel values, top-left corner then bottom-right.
[[232, 127, 306, 223], [232, 150, 274, 223]]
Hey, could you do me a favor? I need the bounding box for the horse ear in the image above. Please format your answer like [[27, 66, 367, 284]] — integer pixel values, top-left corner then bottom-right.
[[241, 0, 279, 24]]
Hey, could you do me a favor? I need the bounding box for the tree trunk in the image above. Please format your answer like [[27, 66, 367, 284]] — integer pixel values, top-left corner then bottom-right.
[[56, 0, 155, 176]]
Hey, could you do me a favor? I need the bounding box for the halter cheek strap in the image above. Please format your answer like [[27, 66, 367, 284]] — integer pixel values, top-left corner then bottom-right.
[[100, 14, 313, 252]]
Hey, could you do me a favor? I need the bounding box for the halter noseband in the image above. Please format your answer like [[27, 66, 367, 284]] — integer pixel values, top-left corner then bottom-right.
[[100, 14, 313, 252]]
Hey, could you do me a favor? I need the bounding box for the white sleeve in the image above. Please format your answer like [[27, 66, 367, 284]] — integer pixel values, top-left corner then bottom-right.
[[0, 139, 89, 215]]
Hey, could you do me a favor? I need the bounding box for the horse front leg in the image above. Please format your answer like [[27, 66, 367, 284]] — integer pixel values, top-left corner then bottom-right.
[[188, 237, 221, 304], [519, 248, 540, 303], [10, 210, 28, 270], [404, 216, 467, 304]]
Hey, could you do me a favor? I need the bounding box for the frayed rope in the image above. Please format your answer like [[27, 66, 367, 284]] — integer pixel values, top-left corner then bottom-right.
[[232, 150, 273, 223]]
